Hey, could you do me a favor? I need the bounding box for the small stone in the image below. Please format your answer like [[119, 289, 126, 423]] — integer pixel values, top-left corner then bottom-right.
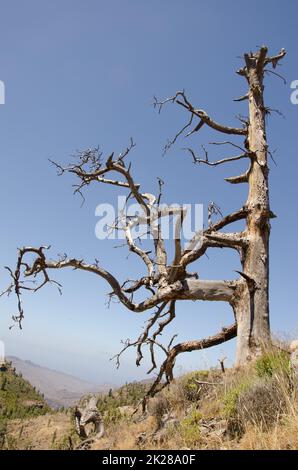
[[290, 340, 298, 352]]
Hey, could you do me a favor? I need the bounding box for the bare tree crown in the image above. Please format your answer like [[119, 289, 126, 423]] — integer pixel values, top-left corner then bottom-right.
[[2, 46, 286, 404]]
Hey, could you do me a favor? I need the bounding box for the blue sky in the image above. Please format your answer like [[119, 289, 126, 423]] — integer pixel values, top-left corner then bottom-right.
[[0, 0, 297, 385]]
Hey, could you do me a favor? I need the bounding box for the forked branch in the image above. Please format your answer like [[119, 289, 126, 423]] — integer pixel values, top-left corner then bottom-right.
[[143, 322, 237, 405], [153, 90, 247, 153], [185, 146, 249, 166]]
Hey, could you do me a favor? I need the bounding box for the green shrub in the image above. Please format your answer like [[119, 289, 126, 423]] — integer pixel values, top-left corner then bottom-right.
[[179, 408, 202, 447], [180, 370, 211, 402], [223, 382, 250, 418], [255, 351, 290, 379], [103, 406, 123, 425]]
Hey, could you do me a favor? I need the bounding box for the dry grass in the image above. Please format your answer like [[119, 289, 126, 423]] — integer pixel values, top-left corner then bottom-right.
[[4, 347, 298, 450], [92, 416, 157, 450], [5, 412, 74, 450], [93, 352, 298, 450], [227, 408, 298, 449]]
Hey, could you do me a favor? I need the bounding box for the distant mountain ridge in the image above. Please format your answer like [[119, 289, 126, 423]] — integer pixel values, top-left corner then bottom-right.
[[7, 356, 112, 408]]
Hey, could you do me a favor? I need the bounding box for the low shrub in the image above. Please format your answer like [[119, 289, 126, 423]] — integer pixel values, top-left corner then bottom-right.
[[223, 381, 251, 419], [179, 407, 202, 447], [180, 370, 219, 402], [255, 351, 290, 379], [148, 396, 169, 428], [236, 378, 286, 429]]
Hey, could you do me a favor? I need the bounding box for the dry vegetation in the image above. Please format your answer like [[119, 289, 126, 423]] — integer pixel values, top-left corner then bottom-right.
[[1, 348, 297, 450], [5, 413, 75, 450], [91, 349, 298, 450]]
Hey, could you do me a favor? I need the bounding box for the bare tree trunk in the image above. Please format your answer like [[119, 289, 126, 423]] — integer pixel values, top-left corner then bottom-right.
[[234, 49, 272, 365], [3, 47, 286, 391]]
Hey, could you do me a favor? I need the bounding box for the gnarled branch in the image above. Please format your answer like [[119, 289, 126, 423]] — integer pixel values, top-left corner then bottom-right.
[[154, 90, 247, 155], [143, 323, 237, 404]]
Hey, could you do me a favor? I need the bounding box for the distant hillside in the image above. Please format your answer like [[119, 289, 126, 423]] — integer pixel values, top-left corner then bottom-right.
[[7, 356, 112, 408], [0, 361, 50, 449]]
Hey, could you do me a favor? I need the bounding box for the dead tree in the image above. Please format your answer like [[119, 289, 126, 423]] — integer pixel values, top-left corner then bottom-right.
[[218, 357, 227, 374], [2, 47, 286, 400]]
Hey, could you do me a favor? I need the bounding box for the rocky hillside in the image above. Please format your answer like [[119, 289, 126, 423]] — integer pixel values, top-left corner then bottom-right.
[[2, 346, 298, 450]]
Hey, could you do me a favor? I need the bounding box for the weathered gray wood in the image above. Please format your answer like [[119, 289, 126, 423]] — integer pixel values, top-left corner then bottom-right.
[[234, 47, 275, 365], [3, 47, 286, 394]]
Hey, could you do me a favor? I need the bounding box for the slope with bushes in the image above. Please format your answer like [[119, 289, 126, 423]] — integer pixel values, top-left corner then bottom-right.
[[91, 349, 298, 450], [0, 361, 50, 449], [2, 348, 298, 450]]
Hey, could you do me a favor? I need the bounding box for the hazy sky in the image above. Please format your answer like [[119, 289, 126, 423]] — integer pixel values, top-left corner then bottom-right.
[[0, 0, 297, 385]]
